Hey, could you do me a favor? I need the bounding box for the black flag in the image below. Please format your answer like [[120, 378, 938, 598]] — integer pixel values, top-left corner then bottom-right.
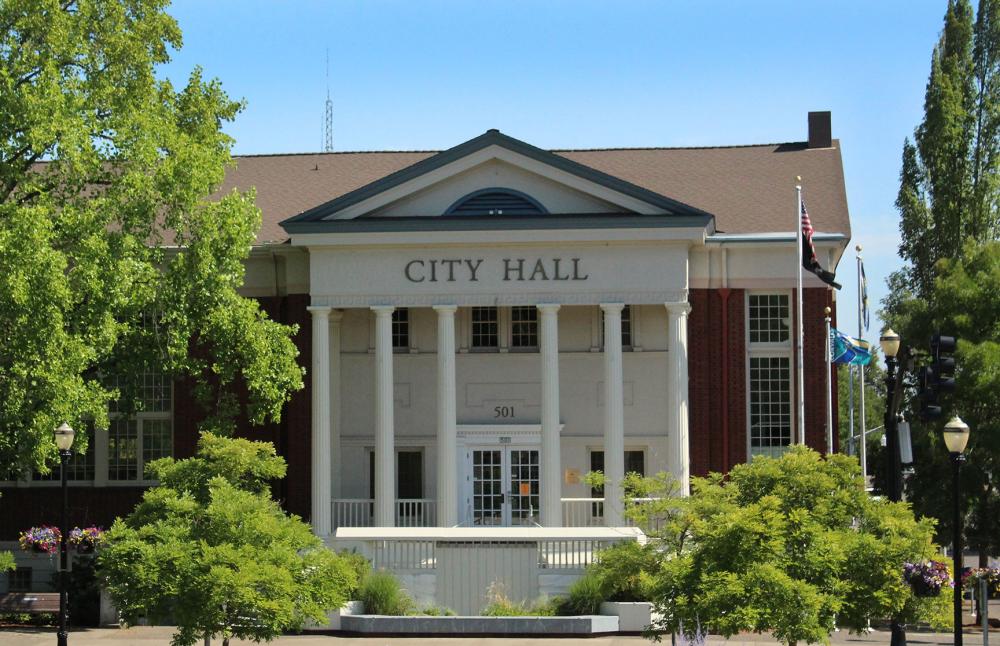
[[801, 200, 841, 289]]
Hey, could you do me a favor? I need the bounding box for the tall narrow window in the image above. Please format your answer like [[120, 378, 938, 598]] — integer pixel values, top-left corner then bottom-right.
[[748, 293, 792, 460], [392, 308, 409, 350], [510, 306, 538, 349], [108, 419, 138, 481], [471, 306, 499, 350], [749, 356, 792, 458]]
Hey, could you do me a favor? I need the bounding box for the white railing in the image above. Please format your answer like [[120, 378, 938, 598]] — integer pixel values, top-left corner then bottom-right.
[[396, 499, 436, 527], [332, 498, 436, 529], [560, 497, 665, 531], [561, 497, 606, 527]]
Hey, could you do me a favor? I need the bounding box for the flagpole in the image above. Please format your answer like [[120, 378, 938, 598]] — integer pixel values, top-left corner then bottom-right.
[[856, 246, 868, 483], [795, 180, 806, 445], [825, 307, 833, 455], [847, 365, 855, 455]]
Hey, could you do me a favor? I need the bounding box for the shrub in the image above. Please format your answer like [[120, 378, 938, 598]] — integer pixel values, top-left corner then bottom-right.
[[338, 550, 371, 597], [564, 573, 605, 614], [481, 581, 559, 616], [358, 571, 413, 616], [590, 541, 657, 601]]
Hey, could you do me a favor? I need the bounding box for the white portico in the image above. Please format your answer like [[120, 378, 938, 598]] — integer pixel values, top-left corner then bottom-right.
[[284, 130, 708, 534]]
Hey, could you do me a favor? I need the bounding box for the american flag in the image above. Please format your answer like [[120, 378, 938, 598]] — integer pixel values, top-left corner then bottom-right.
[[801, 200, 841, 289]]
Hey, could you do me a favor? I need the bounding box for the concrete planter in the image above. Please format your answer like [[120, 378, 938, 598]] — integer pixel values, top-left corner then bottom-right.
[[599, 601, 659, 632], [313, 600, 364, 630], [340, 614, 619, 635]]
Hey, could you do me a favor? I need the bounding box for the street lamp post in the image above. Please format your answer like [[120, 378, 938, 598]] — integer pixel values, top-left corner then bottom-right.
[[943, 416, 970, 646], [879, 329, 905, 646], [53, 422, 75, 646]]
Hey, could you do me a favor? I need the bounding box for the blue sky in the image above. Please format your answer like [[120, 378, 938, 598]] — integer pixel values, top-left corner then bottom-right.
[[162, 0, 947, 340]]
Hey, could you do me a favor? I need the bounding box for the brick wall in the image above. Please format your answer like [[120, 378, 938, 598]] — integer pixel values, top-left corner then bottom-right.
[[687, 287, 838, 480]]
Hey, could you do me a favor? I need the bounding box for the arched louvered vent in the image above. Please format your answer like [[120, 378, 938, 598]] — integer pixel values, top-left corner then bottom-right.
[[444, 188, 547, 216]]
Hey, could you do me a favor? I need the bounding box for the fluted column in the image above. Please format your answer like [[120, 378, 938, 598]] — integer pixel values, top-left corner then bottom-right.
[[434, 305, 458, 527], [329, 310, 343, 500], [372, 305, 396, 526], [308, 305, 332, 536], [665, 302, 692, 495], [601, 303, 626, 526], [537, 304, 561, 527]]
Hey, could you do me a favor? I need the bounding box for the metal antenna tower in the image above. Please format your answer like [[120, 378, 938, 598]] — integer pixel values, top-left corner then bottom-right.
[[323, 50, 333, 152]]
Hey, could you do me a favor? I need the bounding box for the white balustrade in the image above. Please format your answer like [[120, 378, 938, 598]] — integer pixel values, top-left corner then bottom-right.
[[333, 498, 436, 529], [560, 497, 606, 527]]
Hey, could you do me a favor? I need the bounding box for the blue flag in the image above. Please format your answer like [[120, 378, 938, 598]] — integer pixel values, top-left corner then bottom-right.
[[831, 329, 872, 366]]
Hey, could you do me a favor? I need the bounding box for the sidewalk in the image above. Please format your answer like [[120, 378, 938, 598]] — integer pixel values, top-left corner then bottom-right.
[[0, 626, 970, 645]]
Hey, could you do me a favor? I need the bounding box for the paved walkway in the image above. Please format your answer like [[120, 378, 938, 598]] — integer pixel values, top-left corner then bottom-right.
[[0, 627, 973, 645]]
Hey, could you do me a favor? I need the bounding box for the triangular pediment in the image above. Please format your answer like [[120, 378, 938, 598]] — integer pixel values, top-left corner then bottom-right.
[[280, 130, 713, 231]]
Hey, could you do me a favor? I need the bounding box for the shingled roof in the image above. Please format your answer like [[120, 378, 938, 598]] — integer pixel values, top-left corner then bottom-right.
[[217, 140, 851, 245]]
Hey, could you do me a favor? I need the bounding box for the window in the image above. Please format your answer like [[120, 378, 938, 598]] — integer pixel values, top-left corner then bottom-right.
[[107, 367, 174, 482], [749, 357, 792, 458], [392, 308, 409, 351], [748, 293, 793, 460], [33, 426, 95, 482], [471, 306, 499, 350], [510, 306, 538, 349], [445, 188, 547, 216], [589, 449, 646, 497], [108, 419, 138, 481], [7, 567, 32, 593], [600, 305, 633, 349], [749, 294, 790, 344]]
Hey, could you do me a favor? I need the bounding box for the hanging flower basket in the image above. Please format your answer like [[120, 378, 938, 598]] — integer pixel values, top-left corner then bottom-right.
[[903, 560, 952, 598], [18, 526, 61, 554], [68, 526, 105, 554], [962, 567, 1000, 594]]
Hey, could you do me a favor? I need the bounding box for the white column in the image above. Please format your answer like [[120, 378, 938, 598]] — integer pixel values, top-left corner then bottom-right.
[[600, 303, 626, 526], [665, 302, 692, 495], [537, 304, 562, 527], [372, 305, 396, 527], [329, 310, 343, 500], [308, 305, 332, 536], [434, 305, 458, 527]]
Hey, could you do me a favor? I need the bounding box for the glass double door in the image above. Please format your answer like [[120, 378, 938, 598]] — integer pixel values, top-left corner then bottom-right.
[[469, 447, 540, 526]]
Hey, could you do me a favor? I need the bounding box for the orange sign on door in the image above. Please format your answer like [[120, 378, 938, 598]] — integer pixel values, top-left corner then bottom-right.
[[519, 482, 531, 496]]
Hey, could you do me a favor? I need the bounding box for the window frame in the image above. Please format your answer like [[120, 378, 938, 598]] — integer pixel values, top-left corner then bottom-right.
[[469, 306, 500, 352], [391, 308, 410, 352], [745, 291, 794, 462], [587, 448, 647, 497], [509, 306, 539, 352]]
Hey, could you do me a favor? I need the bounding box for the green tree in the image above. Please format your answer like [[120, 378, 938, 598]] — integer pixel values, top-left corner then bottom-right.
[[888, 241, 1000, 563], [646, 448, 950, 646], [99, 433, 355, 646], [0, 0, 303, 478], [888, 0, 1000, 566]]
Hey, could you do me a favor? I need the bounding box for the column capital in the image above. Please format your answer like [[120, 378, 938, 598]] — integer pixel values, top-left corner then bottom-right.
[[329, 309, 344, 323], [307, 305, 332, 317], [665, 301, 692, 317], [600, 302, 626, 314], [371, 305, 396, 317], [432, 304, 458, 315], [537, 303, 561, 315]]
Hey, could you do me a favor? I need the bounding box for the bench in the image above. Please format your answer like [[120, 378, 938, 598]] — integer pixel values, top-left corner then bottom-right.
[[0, 592, 60, 614]]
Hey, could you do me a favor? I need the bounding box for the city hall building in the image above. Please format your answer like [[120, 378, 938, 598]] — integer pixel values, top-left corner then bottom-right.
[[2, 114, 848, 602]]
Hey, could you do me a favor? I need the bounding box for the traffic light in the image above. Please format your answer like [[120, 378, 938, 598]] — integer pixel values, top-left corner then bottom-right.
[[918, 334, 957, 421]]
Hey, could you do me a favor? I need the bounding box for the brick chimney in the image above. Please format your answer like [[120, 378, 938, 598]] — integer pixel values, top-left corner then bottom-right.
[[808, 111, 832, 148]]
